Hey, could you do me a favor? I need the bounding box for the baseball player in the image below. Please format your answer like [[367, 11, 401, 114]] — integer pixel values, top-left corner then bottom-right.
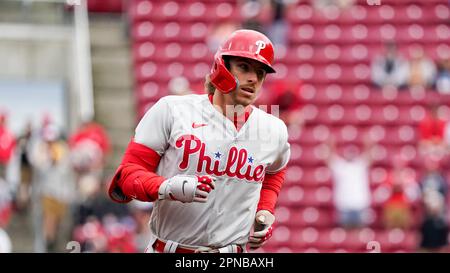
[[108, 29, 290, 253]]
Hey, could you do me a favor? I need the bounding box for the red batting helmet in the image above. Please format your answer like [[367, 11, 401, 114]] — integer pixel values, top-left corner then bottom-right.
[[209, 29, 276, 94]]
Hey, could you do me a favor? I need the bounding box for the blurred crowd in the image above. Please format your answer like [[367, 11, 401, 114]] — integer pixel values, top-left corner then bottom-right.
[[0, 111, 153, 253], [371, 41, 450, 94], [323, 119, 450, 252]]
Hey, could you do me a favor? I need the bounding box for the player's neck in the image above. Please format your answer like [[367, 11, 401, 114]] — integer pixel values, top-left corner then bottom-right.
[[212, 92, 251, 118]]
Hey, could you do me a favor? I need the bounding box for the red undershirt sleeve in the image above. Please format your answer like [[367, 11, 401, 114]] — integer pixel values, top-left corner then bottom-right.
[[257, 168, 286, 215], [108, 139, 166, 203]]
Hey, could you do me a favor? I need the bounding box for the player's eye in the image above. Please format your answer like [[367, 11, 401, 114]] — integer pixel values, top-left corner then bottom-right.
[[257, 69, 266, 80], [238, 63, 249, 71]]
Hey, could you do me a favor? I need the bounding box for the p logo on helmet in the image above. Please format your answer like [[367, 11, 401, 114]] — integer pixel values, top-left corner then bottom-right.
[[255, 40, 266, 55], [209, 29, 276, 94]]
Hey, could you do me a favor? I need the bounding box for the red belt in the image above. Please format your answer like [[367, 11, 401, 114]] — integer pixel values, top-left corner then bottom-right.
[[153, 239, 197, 253], [153, 239, 243, 253]]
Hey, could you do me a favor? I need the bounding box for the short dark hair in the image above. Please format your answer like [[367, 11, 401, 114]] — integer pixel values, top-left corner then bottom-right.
[[204, 75, 215, 95]]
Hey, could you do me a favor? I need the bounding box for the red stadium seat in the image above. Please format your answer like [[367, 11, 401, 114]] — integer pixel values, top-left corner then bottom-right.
[[132, 41, 156, 63], [310, 166, 333, 188], [178, 22, 209, 42], [302, 207, 335, 228], [136, 81, 167, 103], [339, 44, 370, 64], [374, 229, 419, 253], [135, 62, 187, 83], [396, 25, 448, 43], [364, 5, 390, 23], [177, 2, 207, 22], [335, 24, 370, 43], [295, 145, 327, 166], [129, 0, 154, 21], [152, 1, 181, 22], [294, 186, 332, 208], [289, 227, 320, 249], [296, 125, 321, 145], [284, 185, 305, 207], [270, 225, 292, 248], [275, 206, 293, 226], [131, 21, 156, 41], [174, 43, 211, 63], [183, 62, 211, 82], [202, 2, 240, 22], [286, 4, 313, 25], [279, 47, 300, 65], [284, 165, 303, 186], [434, 3, 450, 22], [339, 229, 372, 251]]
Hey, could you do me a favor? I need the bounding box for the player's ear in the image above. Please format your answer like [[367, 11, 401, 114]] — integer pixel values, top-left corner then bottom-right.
[[210, 56, 238, 94]]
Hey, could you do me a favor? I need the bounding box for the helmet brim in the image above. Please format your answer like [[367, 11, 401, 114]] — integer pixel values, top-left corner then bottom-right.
[[221, 53, 276, 74]]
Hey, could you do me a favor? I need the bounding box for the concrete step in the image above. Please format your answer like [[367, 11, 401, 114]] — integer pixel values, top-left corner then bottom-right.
[[89, 17, 128, 47], [6, 209, 34, 252], [93, 92, 134, 109], [93, 87, 133, 97], [91, 48, 131, 67], [105, 145, 134, 170], [105, 127, 135, 143], [92, 67, 133, 89], [0, 2, 65, 24], [94, 102, 136, 128], [89, 15, 135, 172], [103, 127, 134, 167]]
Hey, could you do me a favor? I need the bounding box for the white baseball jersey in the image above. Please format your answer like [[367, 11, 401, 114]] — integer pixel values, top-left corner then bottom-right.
[[134, 94, 290, 248]]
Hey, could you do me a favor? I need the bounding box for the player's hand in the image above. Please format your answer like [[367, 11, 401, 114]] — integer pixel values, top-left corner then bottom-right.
[[248, 210, 275, 250], [158, 174, 216, 203]]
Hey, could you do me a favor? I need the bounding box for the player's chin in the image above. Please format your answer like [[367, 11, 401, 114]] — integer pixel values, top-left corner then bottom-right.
[[235, 91, 255, 106]]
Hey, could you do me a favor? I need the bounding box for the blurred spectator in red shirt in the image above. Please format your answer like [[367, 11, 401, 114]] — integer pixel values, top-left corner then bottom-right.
[[257, 79, 303, 127], [69, 120, 110, 159], [374, 155, 420, 230], [103, 214, 137, 253], [73, 214, 137, 253], [0, 112, 16, 168], [419, 104, 446, 142], [73, 216, 108, 252], [0, 111, 16, 233], [418, 103, 448, 161], [69, 120, 110, 201], [0, 180, 13, 230]]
